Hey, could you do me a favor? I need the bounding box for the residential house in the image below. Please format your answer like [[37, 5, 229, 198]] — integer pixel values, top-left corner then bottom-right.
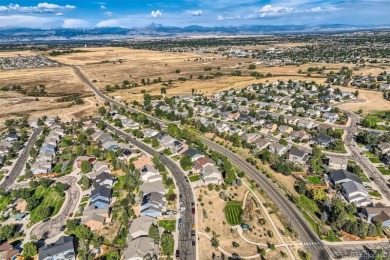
[[140, 165, 162, 183], [94, 172, 114, 188], [288, 148, 310, 164], [314, 135, 334, 148], [143, 129, 159, 138], [193, 157, 214, 173], [123, 237, 157, 260], [278, 125, 293, 134], [341, 181, 372, 206], [74, 156, 96, 168], [361, 204, 390, 227], [89, 184, 111, 209], [140, 180, 165, 195], [101, 140, 118, 151], [268, 143, 289, 156], [0, 242, 19, 260], [252, 138, 271, 152], [306, 109, 321, 117], [133, 155, 153, 170], [323, 112, 339, 122], [140, 192, 166, 217], [328, 157, 348, 170], [290, 130, 311, 142], [38, 236, 75, 260], [201, 164, 223, 185], [297, 119, 316, 129], [241, 133, 261, 144], [329, 169, 362, 185], [128, 216, 157, 240], [82, 212, 106, 231], [378, 143, 390, 155], [3, 133, 19, 143], [183, 148, 204, 162]]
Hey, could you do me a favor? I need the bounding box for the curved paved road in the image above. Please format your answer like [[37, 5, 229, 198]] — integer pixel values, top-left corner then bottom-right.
[[30, 176, 80, 240], [100, 120, 195, 260], [0, 128, 42, 191]]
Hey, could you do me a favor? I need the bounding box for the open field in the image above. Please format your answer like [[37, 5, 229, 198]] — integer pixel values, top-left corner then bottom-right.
[[0, 66, 88, 95], [0, 63, 97, 124], [0, 50, 37, 58], [336, 86, 390, 113]]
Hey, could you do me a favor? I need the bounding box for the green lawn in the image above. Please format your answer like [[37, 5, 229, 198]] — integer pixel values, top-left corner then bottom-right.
[[377, 167, 390, 175], [224, 200, 243, 225], [158, 220, 176, 231], [364, 150, 377, 157], [369, 158, 382, 163], [30, 187, 65, 223], [189, 175, 201, 182], [307, 176, 322, 185], [369, 190, 382, 198]]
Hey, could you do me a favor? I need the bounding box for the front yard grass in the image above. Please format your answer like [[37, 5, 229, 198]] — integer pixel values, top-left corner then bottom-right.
[[307, 176, 322, 185], [189, 175, 201, 182], [30, 186, 65, 223], [377, 167, 390, 175], [369, 190, 382, 198], [158, 220, 176, 231], [369, 158, 382, 163], [224, 200, 243, 225]]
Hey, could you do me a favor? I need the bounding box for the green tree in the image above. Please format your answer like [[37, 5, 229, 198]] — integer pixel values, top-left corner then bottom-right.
[[23, 242, 38, 259], [161, 233, 175, 255], [80, 160, 92, 173], [148, 224, 160, 242], [180, 155, 193, 170], [66, 219, 80, 232], [151, 137, 159, 148], [74, 224, 93, 240]]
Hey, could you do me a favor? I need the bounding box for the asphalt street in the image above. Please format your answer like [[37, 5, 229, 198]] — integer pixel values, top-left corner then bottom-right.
[[101, 121, 195, 260], [342, 110, 390, 201], [199, 136, 333, 260], [0, 128, 42, 191]]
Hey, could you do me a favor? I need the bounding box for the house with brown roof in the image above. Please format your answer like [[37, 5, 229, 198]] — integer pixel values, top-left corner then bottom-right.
[[0, 242, 19, 260], [192, 157, 214, 173]]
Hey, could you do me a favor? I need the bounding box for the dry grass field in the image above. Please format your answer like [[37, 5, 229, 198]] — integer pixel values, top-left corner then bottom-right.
[[0, 59, 96, 123], [0, 50, 37, 57], [0, 66, 88, 95], [337, 86, 390, 113]]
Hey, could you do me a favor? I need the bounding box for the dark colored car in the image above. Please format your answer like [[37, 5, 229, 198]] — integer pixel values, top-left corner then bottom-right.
[[175, 250, 180, 259], [68, 213, 73, 217], [191, 202, 195, 214], [191, 230, 195, 238], [192, 239, 196, 246]]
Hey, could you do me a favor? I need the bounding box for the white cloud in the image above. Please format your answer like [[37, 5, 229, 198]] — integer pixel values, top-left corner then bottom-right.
[[100, 5, 107, 10], [257, 5, 294, 17], [63, 18, 89, 28], [0, 15, 56, 27], [217, 15, 224, 20], [96, 18, 123, 27], [104, 12, 113, 17], [55, 12, 63, 16], [191, 10, 203, 16], [0, 2, 75, 13], [151, 9, 163, 18]]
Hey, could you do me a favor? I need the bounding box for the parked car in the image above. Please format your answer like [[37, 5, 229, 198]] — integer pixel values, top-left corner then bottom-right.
[[192, 239, 196, 246], [176, 250, 180, 259]]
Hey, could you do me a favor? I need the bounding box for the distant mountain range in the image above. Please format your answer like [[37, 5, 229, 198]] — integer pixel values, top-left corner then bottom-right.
[[0, 24, 389, 43]]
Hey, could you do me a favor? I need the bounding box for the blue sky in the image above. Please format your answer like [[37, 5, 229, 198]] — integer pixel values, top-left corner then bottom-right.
[[0, 0, 388, 28]]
